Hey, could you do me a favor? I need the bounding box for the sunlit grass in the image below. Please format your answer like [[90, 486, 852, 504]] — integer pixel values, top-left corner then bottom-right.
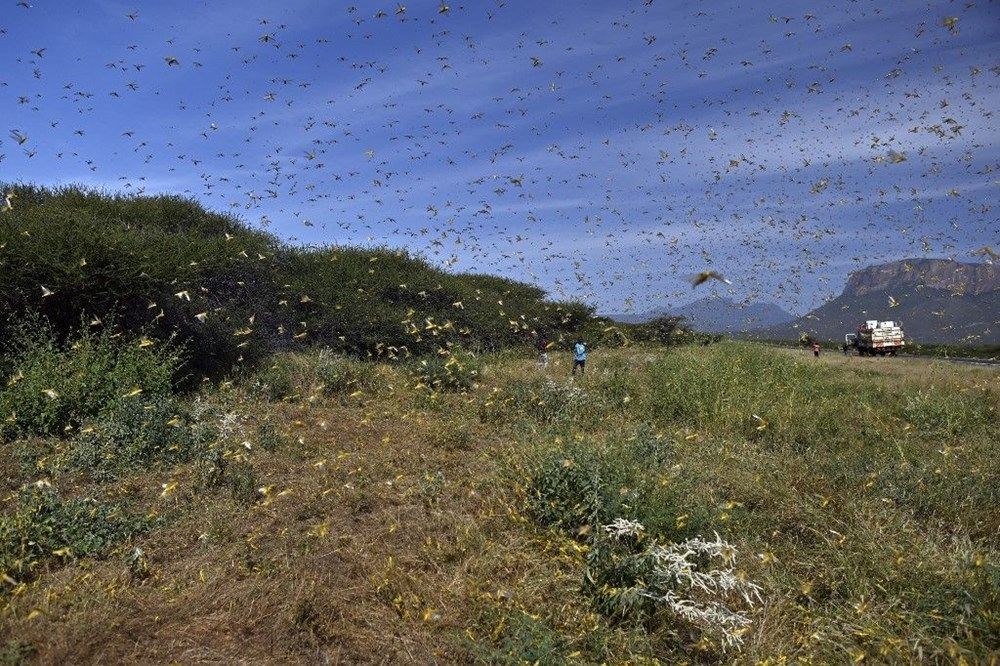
[[0, 340, 996, 662]]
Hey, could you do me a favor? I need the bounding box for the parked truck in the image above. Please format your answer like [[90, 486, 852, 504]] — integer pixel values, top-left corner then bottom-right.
[[845, 320, 905, 356]]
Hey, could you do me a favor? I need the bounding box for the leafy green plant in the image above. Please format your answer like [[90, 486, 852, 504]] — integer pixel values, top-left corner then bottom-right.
[[413, 350, 481, 392], [225, 460, 259, 504], [69, 396, 196, 481], [0, 640, 36, 666], [253, 357, 297, 401], [0, 485, 153, 588], [315, 352, 379, 396], [0, 319, 180, 441], [469, 609, 569, 665]]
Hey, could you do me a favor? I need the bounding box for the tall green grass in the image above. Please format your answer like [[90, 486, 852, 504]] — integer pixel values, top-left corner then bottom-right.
[[506, 343, 999, 661]]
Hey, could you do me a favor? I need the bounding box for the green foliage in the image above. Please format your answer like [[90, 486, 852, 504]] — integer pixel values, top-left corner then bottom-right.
[[524, 430, 701, 538], [0, 486, 152, 587], [594, 357, 639, 412], [0, 319, 180, 441], [0, 184, 597, 378], [901, 389, 994, 437], [315, 352, 379, 396], [644, 343, 885, 448], [628, 315, 689, 344], [225, 460, 259, 504], [508, 342, 1000, 662], [469, 609, 569, 665], [413, 351, 481, 392], [479, 376, 595, 427], [0, 640, 35, 666], [256, 421, 286, 452], [641, 342, 997, 450], [253, 356, 297, 401], [69, 396, 197, 481]]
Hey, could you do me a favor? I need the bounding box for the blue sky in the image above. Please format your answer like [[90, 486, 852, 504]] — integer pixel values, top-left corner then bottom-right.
[[2, 0, 997, 314]]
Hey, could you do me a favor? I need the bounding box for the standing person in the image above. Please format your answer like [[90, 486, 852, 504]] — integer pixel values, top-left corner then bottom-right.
[[812, 341, 821, 358], [536, 334, 549, 368], [572, 338, 587, 376]]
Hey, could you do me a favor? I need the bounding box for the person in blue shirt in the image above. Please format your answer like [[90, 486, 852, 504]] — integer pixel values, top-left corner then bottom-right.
[[572, 339, 587, 375]]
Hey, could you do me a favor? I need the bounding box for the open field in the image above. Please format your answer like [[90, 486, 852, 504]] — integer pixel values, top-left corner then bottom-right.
[[775, 345, 1000, 373], [2, 340, 998, 664]]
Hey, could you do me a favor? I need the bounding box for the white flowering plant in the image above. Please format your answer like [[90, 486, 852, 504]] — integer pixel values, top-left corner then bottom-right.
[[584, 518, 762, 651]]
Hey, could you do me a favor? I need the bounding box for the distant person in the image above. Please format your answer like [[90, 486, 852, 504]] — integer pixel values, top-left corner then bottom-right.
[[812, 341, 821, 358], [842, 342, 849, 356], [536, 334, 549, 368], [572, 339, 587, 375]]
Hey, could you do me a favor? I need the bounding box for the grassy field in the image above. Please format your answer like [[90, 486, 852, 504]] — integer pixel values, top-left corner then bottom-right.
[[1, 339, 997, 663]]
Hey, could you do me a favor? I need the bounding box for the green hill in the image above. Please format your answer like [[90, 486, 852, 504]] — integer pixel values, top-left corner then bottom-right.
[[0, 184, 595, 377]]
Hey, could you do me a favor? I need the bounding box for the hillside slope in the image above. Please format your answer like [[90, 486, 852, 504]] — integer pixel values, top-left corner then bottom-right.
[[0, 184, 592, 376], [757, 259, 999, 344]]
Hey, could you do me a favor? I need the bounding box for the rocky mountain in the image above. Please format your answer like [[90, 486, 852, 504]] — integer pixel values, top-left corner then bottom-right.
[[843, 258, 999, 298], [756, 258, 999, 344], [607, 296, 795, 334]]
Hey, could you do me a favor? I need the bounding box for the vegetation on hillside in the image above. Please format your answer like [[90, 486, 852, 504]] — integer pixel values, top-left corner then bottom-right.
[[0, 184, 604, 378]]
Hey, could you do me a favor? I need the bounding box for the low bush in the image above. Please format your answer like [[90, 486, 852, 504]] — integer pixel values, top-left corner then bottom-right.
[[469, 609, 569, 665], [0, 320, 180, 441], [584, 519, 761, 651], [524, 430, 703, 539], [0, 485, 153, 588], [413, 350, 481, 393], [315, 352, 380, 396], [69, 396, 197, 481], [252, 357, 297, 401]]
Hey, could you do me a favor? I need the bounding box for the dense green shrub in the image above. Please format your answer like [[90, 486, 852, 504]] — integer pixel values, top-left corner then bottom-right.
[[0, 183, 598, 378], [315, 352, 379, 396], [0, 320, 180, 441], [0, 485, 153, 586], [253, 356, 297, 401], [524, 431, 702, 538], [469, 609, 569, 665], [413, 351, 481, 392], [69, 397, 196, 481], [525, 439, 622, 530]]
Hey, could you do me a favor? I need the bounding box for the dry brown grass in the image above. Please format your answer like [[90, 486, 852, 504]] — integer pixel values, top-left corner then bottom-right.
[[1, 357, 605, 663]]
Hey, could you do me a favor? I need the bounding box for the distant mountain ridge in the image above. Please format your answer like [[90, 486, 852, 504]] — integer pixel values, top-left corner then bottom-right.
[[606, 296, 795, 334], [756, 258, 999, 345], [844, 258, 999, 297]]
